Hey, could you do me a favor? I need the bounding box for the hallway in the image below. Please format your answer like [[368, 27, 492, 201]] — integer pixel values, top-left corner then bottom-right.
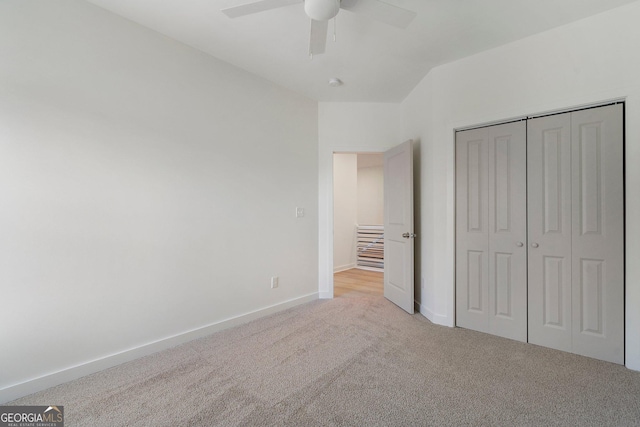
[[334, 268, 383, 298]]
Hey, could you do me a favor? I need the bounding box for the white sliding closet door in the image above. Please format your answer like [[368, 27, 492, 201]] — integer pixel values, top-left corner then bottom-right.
[[456, 121, 527, 341]]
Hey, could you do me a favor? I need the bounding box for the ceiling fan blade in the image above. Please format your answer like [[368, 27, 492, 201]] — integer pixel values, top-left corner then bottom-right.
[[309, 19, 328, 56], [340, 0, 416, 28], [222, 0, 300, 18]]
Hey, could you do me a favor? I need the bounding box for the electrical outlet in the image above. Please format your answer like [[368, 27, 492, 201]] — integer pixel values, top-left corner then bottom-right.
[[271, 276, 279, 289], [295, 207, 304, 218]]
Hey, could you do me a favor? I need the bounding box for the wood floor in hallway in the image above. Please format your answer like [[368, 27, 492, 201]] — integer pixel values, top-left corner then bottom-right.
[[334, 268, 383, 297]]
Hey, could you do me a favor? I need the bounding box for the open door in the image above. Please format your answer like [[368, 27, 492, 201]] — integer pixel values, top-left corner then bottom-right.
[[383, 140, 415, 313]]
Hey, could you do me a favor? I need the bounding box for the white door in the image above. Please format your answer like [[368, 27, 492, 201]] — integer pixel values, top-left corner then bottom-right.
[[456, 122, 527, 341], [487, 122, 528, 341], [456, 127, 490, 333], [570, 104, 624, 364], [383, 140, 414, 313], [527, 112, 573, 352], [528, 104, 624, 364]]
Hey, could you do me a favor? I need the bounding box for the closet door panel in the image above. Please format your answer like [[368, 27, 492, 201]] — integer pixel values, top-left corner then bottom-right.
[[571, 104, 624, 364], [456, 128, 489, 333], [528, 113, 572, 352], [488, 121, 527, 342]]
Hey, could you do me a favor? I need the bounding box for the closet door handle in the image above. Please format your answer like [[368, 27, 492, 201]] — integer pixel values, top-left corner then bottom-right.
[[516, 242, 524, 247], [531, 243, 539, 248]]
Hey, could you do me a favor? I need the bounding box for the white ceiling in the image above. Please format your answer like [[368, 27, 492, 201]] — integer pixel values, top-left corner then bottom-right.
[[84, 0, 638, 102]]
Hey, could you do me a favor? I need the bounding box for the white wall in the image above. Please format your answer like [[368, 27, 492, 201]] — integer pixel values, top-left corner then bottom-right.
[[0, 0, 318, 401], [401, 1, 640, 369], [318, 103, 403, 297], [357, 155, 384, 226], [333, 154, 358, 271]]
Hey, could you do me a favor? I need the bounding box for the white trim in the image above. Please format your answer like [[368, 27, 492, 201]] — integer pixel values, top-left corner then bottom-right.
[[0, 292, 318, 403], [355, 266, 383, 273], [334, 263, 356, 273], [418, 303, 451, 327]]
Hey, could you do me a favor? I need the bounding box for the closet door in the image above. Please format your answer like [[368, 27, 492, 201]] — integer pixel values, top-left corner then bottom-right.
[[527, 113, 573, 352], [487, 122, 528, 341], [456, 127, 490, 333], [571, 104, 624, 364], [528, 104, 624, 364], [456, 122, 527, 341]]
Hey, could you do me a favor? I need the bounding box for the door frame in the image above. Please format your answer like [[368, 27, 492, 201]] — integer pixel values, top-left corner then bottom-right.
[[322, 147, 389, 299]]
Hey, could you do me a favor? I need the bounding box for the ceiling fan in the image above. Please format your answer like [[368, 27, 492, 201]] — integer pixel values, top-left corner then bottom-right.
[[222, 0, 417, 57]]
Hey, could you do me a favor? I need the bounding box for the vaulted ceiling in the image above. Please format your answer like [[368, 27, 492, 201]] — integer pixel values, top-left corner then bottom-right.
[[84, 0, 638, 102]]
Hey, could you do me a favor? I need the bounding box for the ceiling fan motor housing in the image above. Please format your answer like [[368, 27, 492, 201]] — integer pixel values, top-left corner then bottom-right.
[[304, 0, 341, 21]]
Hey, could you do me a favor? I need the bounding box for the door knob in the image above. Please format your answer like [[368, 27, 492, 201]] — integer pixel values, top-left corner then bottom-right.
[[516, 242, 524, 247], [402, 232, 417, 239], [531, 243, 539, 248]]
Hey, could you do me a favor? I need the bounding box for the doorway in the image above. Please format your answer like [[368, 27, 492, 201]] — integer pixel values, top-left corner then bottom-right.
[[333, 152, 384, 298]]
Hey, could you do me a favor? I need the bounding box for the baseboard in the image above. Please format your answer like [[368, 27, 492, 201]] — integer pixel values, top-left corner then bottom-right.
[[417, 303, 451, 327], [626, 358, 640, 372], [355, 266, 384, 272], [333, 263, 356, 273], [319, 291, 333, 299], [0, 292, 318, 404]]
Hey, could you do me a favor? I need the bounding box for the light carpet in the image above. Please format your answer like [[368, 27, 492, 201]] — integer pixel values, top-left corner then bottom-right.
[[9, 294, 640, 426]]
